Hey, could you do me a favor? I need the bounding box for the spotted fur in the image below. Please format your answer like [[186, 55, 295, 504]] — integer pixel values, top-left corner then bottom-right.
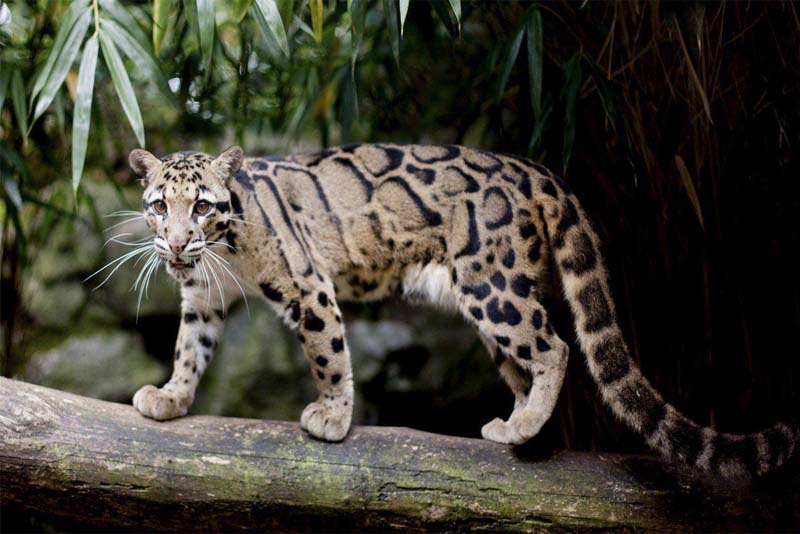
[[129, 144, 796, 477]]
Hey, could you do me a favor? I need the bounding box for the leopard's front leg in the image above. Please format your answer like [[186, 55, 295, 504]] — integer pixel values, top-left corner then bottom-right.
[[133, 291, 224, 420], [295, 289, 353, 442]]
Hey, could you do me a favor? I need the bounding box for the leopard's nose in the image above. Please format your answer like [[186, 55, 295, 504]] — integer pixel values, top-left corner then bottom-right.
[[169, 238, 188, 254]]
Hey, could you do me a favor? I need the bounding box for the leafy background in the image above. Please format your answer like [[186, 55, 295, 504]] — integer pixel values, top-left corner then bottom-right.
[[2, 1, 800, 521]]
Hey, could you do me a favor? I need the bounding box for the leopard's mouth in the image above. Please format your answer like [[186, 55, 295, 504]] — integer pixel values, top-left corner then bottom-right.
[[169, 259, 191, 270]]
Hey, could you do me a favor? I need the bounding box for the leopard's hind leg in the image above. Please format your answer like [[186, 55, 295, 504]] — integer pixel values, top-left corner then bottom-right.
[[463, 295, 569, 445]]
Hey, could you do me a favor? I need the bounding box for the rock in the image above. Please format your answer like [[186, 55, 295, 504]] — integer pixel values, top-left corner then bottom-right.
[[21, 279, 87, 328], [21, 331, 167, 402], [193, 301, 311, 421]]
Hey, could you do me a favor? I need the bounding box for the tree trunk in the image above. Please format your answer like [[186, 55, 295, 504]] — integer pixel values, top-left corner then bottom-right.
[[0, 377, 797, 531]]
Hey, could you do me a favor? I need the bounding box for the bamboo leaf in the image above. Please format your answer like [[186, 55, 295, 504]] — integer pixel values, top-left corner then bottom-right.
[[562, 53, 581, 172], [0, 69, 10, 112], [350, 0, 367, 66], [10, 70, 28, 140], [252, 0, 290, 56], [525, 5, 543, 123], [430, 1, 457, 39], [447, 0, 460, 33], [494, 26, 524, 105], [102, 17, 174, 102], [384, 0, 400, 66], [98, 0, 150, 53], [30, 0, 89, 105], [309, 0, 322, 44], [196, 0, 215, 70], [675, 155, 705, 231], [399, 0, 409, 37], [99, 30, 145, 147], [2, 174, 22, 210], [182, 0, 200, 47], [32, 8, 92, 123], [72, 34, 98, 192], [153, 0, 174, 54], [232, 0, 254, 22]]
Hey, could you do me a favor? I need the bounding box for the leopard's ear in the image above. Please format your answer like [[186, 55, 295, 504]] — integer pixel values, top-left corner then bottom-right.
[[211, 145, 244, 184], [129, 149, 161, 187]]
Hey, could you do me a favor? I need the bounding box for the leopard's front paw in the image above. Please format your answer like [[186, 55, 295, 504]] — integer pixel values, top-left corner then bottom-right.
[[300, 400, 352, 442], [133, 385, 191, 421]]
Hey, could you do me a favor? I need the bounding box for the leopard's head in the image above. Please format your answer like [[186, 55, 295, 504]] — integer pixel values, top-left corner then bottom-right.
[[129, 146, 243, 281]]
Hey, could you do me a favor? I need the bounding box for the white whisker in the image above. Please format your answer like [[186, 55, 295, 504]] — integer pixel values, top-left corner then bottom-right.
[[205, 240, 237, 252], [204, 247, 231, 266], [206, 252, 250, 317], [205, 257, 226, 315], [105, 210, 143, 218], [84, 245, 152, 289], [136, 254, 160, 322], [132, 251, 158, 291]]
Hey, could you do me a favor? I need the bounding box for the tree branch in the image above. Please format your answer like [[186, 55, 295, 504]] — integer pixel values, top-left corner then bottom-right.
[[1, 377, 798, 531]]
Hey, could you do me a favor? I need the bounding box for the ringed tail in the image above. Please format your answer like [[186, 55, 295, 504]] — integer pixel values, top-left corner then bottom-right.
[[536, 173, 798, 478]]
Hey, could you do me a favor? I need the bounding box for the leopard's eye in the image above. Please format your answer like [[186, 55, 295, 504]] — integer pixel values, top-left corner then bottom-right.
[[152, 200, 167, 214], [194, 200, 211, 215]]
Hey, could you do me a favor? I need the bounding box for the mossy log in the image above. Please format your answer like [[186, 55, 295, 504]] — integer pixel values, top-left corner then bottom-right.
[[1, 377, 798, 531]]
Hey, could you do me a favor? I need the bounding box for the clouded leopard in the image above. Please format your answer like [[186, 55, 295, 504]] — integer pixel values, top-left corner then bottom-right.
[[126, 143, 796, 477]]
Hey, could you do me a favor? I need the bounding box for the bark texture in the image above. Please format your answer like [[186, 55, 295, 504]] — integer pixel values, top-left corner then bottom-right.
[[1, 377, 798, 531]]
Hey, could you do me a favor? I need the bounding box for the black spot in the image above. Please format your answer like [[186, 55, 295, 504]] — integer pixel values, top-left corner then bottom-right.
[[455, 201, 480, 259], [317, 292, 329, 306], [331, 337, 344, 353], [289, 300, 301, 322], [317, 370, 325, 380], [593, 333, 630, 384], [535, 337, 551, 352], [553, 199, 580, 249], [710, 434, 759, 475], [260, 283, 283, 302], [486, 253, 495, 264], [304, 310, 326, 332], [510, 274, 536, 298], [483, 187, 513, 230], [486, 298, 522, 325], [469, 307, 483, 320], [184, 312, 199, 323], [174, 349, 181, 361], [406, 164, 436, 185], [501, 249, 516, 269], [381, 176, 442, 226], [331, 373, 342, 384], [517, 345, 532, 360], [494, 349, 506, 366], [215, 201, 231, 213], [617, 380, 666, 437], [541, 179, 558, 197], [199, 335, 214, 348], [518, 175, 532, 199], [494, 335, 510, 346], [561, 231, 597, 275], [462, 282, 492, 301], [490, 272, 506, 290], [531, 309, 543, 329], [667, 415, 704, 466], [577, 279, 614, 333], [443, 165, 480, 195], [229, 191, 243, 214], [471, 262, 482, 272], [762, 425, 793, 470], [527, 240, 542, 263], [316, 355, 328, 367], [411, 144, 461, 164]]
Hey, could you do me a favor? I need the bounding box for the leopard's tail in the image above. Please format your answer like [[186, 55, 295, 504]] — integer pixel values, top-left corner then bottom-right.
[[538, 178, 798, 478]]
